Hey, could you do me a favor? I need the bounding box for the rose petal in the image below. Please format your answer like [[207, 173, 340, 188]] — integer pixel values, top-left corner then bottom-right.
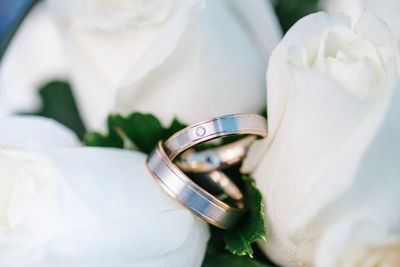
[[115, 0, 280, 125], [0, 116, 79, 148], [246, 11, 400, 266], [253, 64, 370, 265], [1, 147, 209, 266], [221, 0, 282, 63], [266, 12, 350, 139], [291, 82, 400, 250], [242, 13, 350, 172], [0, 3, 68, 117]]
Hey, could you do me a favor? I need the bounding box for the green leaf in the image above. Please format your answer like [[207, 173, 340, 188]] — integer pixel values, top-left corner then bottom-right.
[[202, 226, 273, 267], [274, 0, 319, 33], [164, 118, 187, 138], [202, 252, 272, 267], [224, 175, 266, 257], [27, 81, 86, 139], [85, 112, 187, 154], [109, 113, 166, 153], [84, 116, 123, 148]]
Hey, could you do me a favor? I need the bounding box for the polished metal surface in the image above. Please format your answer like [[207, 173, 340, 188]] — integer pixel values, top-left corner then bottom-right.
[[164, 114, 268, 160], [176, 136, 256, 173], [147, 142, 246, 229]]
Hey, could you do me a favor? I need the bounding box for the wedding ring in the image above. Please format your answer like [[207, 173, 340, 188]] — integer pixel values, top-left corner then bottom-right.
[[164, 114, 268, 160], [176, 136, 256, 173], [147, 141, 246, 229]]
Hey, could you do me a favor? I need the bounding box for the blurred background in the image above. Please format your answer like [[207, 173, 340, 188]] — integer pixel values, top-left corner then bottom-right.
[[0, 0, 318, 138], [0, 0, 319, 58]]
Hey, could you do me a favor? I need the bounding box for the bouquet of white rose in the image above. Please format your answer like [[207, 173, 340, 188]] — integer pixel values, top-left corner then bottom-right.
[[0, 0, 399, 266]]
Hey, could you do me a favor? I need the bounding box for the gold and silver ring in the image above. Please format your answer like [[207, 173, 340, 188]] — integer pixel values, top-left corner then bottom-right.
[[146, 114, 268, 229]]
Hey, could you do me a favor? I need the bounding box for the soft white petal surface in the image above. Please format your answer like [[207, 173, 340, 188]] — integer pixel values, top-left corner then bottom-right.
[[242, 12, 350, 172], [0, 117, 209, 266], [0, 3, 68, 117], [0, 116, 79, 148], [46, 0, 281, 130], [116, 0, 277, 125], [310, 87, 400, 266], [244, 11, 400, 266], [321, 0, 400, 40]]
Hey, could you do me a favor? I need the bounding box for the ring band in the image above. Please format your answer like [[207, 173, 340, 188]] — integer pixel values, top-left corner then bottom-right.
[[147, 141, 246, 229], [196, 171, 244, 202], [164, 114, 268, 160], [176, 136, 256, 173]]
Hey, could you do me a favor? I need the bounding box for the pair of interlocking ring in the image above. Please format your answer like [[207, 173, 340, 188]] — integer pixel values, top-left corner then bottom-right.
[[146, 114, 268, 229]]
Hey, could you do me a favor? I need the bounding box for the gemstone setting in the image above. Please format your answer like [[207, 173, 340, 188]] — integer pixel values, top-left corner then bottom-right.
[[196, 126, 206, 137]]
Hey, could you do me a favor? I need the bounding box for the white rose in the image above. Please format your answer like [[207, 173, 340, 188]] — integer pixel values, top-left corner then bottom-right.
[[0, 116, 209, 266], [321, 0, 400, 40], [0, 3, 68, 117], [44, 0, 281, 130], [242, 11, 400, 266]]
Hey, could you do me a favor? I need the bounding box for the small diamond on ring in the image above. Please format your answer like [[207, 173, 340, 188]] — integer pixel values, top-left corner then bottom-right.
[[196, 126, 206, 137]]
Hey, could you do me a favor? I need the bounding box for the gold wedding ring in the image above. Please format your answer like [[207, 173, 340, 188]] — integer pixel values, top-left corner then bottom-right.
[[164, 114, 268, 160], [146, 114, 268, 229], [175, 136, 256, 173], [147, 142, 245, 229]]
